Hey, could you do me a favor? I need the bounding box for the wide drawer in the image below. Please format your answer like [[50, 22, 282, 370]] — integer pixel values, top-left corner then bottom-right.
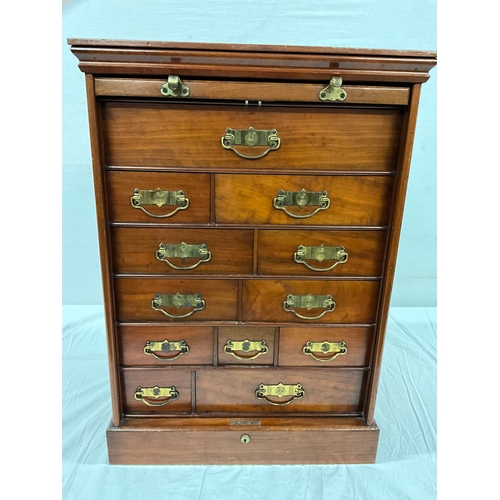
[[111, 227, 254, 275], [196, 368, 366, 414], [106, 171, 211, 223], [257, 229, 386, 277], [242, 280, 379, 324], [121, 368, 192, 414], [278, 327, 373, 367], [118, 325, 214, 366], [217, 326, 275, 366], [114, 278, 239, 322], [215, 174, 393, 226], [100, 101, 402, 171]]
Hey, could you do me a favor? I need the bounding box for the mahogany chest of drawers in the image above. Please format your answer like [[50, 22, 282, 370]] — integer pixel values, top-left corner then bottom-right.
[[69, 39, 436, 465]]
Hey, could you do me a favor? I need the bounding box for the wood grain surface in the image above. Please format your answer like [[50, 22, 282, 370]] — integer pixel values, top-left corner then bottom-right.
[[111, 227, 253, 275], [95, 78, 410, 105], [100, 102, 402, 171], [195, 367, 366, 414], [118, 325, 214, 366], [106, 416, 380, 464], [121, 368, 192, 414], [70, 38, 436, 84], [105, 171, 211, 224], [217, 326, 276, 366], [257, 229, 387, 277], [114, 278, 239, 322], [278, 326, 373, 367], [242, 280, 379, 324], [215, 174, 393, 226]]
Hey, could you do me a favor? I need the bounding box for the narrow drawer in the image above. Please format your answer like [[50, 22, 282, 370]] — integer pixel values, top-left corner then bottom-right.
[[215, 174, 393, 226], [96, 78, 410, 106], [114, 278, 239, 322], [121, 368, 192, 414], [100, 101, 402, 171], [218, 326, 275, 366], [111, 228, 254, 275], [279, 327, 373, 367], [118, 325, 213, 366], [257, 229, 386, 277], [106, 171, 211, 223], [242, 280, 379, 324], [196, 368, 366, 414]]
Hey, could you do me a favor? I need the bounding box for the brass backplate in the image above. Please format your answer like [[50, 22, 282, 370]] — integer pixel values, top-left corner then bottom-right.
[[302, 340, 347, 362], [156, 242, 210, 261], [224, 339, 269, 360], [144, 339, 190, 360], [319, 77, 347, 102], [160, 75, 190, 98]]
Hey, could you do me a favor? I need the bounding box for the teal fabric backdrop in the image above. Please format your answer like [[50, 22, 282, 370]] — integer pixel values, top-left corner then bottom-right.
[[62, 0, 437, 306]]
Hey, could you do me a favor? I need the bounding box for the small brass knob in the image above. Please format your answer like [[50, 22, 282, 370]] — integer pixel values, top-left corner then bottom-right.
[[240, 434, 250, 444]]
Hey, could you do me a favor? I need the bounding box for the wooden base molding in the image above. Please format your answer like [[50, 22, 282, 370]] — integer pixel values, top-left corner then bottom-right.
[[107, 417, 380, 465]]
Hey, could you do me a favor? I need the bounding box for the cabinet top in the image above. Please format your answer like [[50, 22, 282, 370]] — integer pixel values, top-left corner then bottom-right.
[[68, 38, 437, 83]]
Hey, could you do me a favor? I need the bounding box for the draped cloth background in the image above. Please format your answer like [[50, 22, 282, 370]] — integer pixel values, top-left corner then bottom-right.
[[62, 1, 436, 497]]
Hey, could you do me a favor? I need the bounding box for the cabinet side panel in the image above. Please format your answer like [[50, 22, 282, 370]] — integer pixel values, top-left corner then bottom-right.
[[364, 84, 422, 424], [85, 74, 122, 426]]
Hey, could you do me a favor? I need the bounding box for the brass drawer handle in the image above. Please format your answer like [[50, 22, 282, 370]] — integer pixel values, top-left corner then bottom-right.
[[224, 339, 269, 360], [283, 293, 336, 320], [160, 75, 190, 98], [294, 244, 348, 272], [130, 188, 189, 218], [255, 383, 304, 406], [273, 189, 330, 219], [303, 340, 347, 362], [319, 77, 347, 102], [144, 339, 190, 361], [134, 385, 179, 406], [151, 292, 206, 319], [156, 242, 212, 270], [221, 127, 280, 159]]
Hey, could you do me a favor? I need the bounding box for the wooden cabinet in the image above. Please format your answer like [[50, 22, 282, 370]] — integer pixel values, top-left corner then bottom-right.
[[69, 39, 436, 465]]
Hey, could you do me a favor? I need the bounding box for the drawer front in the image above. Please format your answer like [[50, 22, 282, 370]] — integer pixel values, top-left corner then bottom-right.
[[218, 327, 275, 366], [215, 174, 393, 226], [121, 368, 192, 413], [196, 368, 366, 414], [257, 229, 386, 277], [114, 278, 239, 322], [96, 78, 410, 106], [106, 171, 211, 224], [279, 327, 373, 367], [118, 325, 214, 366], [101, 101, 402, 171], [111, 228, 254, 275], [242, 280, 379, 324]]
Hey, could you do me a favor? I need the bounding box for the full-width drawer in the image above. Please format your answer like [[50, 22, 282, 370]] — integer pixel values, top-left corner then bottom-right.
[[257, 229, 386, 277], [118, 325, 214, 366], [111, 228, 254, 275], [242, 280, 379, 324], [100, 101, 403, 171], [215, 174, 393, 226], [121, 368, 192, 414], [196, 368, 366, 414], [114, 278, 239, 322], [106, 171, 211, 224], [96, 78, 410, 106], [278, 327, 373, 367]]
